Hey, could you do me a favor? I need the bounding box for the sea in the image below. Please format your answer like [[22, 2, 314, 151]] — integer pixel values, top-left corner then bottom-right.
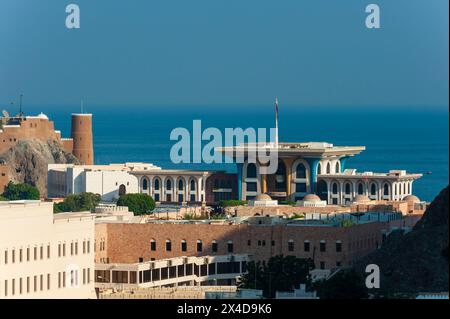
[[23, 105, 449, 202]]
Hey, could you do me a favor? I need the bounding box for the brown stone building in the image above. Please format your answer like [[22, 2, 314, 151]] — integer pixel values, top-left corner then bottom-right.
[[95, 216, 393, 271]]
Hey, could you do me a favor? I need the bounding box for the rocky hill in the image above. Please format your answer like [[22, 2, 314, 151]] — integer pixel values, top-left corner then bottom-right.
[[356, 186, 449, 296], [0, 139, 79, 196]]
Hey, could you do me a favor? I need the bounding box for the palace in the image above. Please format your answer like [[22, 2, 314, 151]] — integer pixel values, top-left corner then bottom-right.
[[216, 142, 422, 205]]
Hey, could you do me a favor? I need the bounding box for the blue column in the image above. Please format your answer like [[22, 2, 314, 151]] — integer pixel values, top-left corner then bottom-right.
[[305, 158, 320, 194], [340, 156, 349, 172], [236, 163, 243, 200]]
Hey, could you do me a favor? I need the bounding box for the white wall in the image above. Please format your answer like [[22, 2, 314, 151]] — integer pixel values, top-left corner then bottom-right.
[[0, 202, 96, 299]]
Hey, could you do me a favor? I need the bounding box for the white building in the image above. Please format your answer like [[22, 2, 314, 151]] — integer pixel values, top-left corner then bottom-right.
[[47, 162, 160, 202], [0, 201, 96, 299]]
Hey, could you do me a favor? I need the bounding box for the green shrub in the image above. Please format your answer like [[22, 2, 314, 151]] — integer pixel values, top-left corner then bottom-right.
[[116, 193, 155, 215], [54, 192, 101, 213], [2, 182, 40, 200], [219, 200, 247, 207]]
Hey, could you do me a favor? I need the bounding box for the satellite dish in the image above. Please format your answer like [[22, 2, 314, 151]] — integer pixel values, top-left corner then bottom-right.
[[2, 110, 9, 118]]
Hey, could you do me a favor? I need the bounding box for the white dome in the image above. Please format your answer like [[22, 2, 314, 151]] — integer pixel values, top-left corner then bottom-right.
[[37, 112, 49, 120]]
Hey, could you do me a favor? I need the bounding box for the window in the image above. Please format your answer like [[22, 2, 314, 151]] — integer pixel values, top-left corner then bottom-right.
[[332, 183, 338, 194], [320, 262, 325, 270], [166, 179, 172, 191], [336, 241, 342, 252], [181, 240, 187, 252], [247, 240, 251, 246], [40, 245, 43, 260], [357, 183, 364, 195], [154, 179, 160, 190], [326, 163, 331, 174], [345, 183, 351, 195], [212, 240, 218, 253], [47, 274, 50, 290], [288, 240, 294, 252], [4, 250, 7, 264], [304, 241, 310, 252], [384, 183, 389, 196], [335, 161, 340, 173], [320, 240, 326, 252], [371, 183, 377, 196], [246, 182, 257, 192], [246, 163, 257, 178], [142, 178, 148, 190], [296, 163, 306, 179], [165, 240, 172, 252], [58, 243, 61, 257], [197, 240, 203, 252], [190, 179, 196, 191], [34, 247, 37, 260], [336, 261, 342, 268], [227, 241, 233, 253], [150, 240, 156, 251], [317, 163, 322, 175], [47, 244, 50, 259]]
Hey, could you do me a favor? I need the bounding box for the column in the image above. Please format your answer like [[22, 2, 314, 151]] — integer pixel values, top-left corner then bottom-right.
[[236, 163, 243, 200], [261, 173, 267, 194], [305, 158, 320, 194]]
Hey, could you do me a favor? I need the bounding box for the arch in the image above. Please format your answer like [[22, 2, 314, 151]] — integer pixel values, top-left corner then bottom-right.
[[344, 182, 352, 195], [295, 163, 307, 179], [190, 179, 196, 191], [326, 162, 331, 174], [370, 183, 378, 197], [142, 177, 149, 191], [189, 178, 197, 202], [178, 179, 184, 190], [332, 182, 339, 194], [118, 184, 126, 196], [317, 162, 322, 175], [166, 178, 172, 191], [357, 182, 364, 195], [154, 178, 160, 191], [383, 182, 390, 197], [335, 161, 340, 174]]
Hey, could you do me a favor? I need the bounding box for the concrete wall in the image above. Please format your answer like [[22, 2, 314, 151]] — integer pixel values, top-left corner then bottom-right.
[[0, 202, 96, 299]]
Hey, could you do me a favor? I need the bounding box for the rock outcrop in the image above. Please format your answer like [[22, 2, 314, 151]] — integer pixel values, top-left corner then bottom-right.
[[356, 186, 449, 296], [0, 139, 79, 196]]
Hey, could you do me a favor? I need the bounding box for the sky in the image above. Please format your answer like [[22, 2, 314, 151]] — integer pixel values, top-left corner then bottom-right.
[[0, 0, 448, 108]]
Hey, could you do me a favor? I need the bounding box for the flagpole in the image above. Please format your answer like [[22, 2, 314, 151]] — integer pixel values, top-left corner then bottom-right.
[[275, 97, 279, 147]]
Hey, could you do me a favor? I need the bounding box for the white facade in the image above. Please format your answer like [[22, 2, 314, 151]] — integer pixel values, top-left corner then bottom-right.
[[0, 201, 96, 299], [47, 163, 159, 202]]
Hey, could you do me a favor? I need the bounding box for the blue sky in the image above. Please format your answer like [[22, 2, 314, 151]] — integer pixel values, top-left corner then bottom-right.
[[0, 0, 448, 108]]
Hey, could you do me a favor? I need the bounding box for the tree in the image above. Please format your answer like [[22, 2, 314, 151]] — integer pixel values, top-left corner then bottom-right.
[[239, 255, 314, 298], [54, 192, 101, 213], [116, 193, 155, 215], [2, 182, 40, 200], [313, 268, 368, 299]]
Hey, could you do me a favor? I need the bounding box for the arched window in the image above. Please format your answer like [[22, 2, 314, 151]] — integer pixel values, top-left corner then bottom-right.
[[370, 183, 377, 195], [247, 163, 257, 178], [166, 179, 172, 191], [383, 183, 389, 196], [345, 183, 351, 195], [296, 163, 306, 179], [190, 179, 196, 191], [335, 161, 340, 173], [326, 163, 331, 174], [142, 178, 148, 190], [317, 163, 322, 175], [154, 179, 160, 190], [357, 183, 364, 195], [178, 179, 184, 190], [118, 184, 126, 196], [332, 182, 338, 194]]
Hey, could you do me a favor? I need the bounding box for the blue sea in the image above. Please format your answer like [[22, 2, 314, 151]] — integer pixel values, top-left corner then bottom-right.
[[26, 105, 449, 202]]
